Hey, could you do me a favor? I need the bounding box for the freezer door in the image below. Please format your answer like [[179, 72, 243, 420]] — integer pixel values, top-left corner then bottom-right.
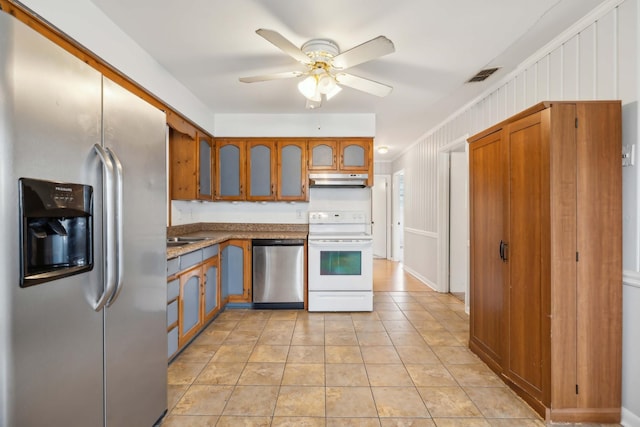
[[0, 13, 104, 427], [102, 77, 168, 427]]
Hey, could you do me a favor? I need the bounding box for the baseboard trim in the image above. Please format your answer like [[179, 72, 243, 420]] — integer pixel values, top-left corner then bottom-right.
[[402, 264, 438, 291], [622, 406, 640, 427]]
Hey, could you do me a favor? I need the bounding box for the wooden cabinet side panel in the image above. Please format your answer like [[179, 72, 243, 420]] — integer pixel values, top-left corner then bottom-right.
[[549, 103, 579, 410], [468, 130, 506, 369], [575, 102, 622, 411], [169, 128, 197, 200]]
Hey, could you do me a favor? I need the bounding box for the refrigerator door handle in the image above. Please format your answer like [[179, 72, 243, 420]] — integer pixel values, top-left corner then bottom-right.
[[93, 144, 118, 311], [106, 147, 124, 306]]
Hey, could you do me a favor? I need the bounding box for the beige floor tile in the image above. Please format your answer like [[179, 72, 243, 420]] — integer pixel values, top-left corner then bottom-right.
[[325, 346, 363, 363], [195, 362, 245, 385], [291, 332, 325, 345], [215, 416, 271, 426], [325, 363, 369, 386], [388, 331, 428, 346], [489, 419, 545, 426], [237, 362, 285, 385], [272, 416, 326, 426], [223, 385, 279, 416], [432, 418, 492, 427], [210, 344, 255, 363], [357, 331, 394, 346], [403, 311, 437, 322], [325, 320, 355, 332], [234, 320, 268, 332], [447, 364, 505, 387], [327, 418, 381, 427], [326, 386, 378, 418], [175, 344, 218, 364], [361, 345, 402, 364], [167, 384, 188, 410], [193, 330, 229, 345], [353, 319, 387, 332], [161, 414, 219, 427], [397, 302, 426, 311], [372, 386, 430, 418], [223, 329, 262, 344], [420, 331, 462, 346], [366, 364, 414, 386], [432, 346, 480, 365], [464, 386, 539, 418], [325, 332, 359, 346], [405, 364, 457, 387], [171, 385, 234, 415], [257, 329, 294, 345], [380, 419, 436, 427], [248, 345, 290, 363], [205, 320, 238, 332], [376, 310, 407, 320], [395, 345, 440, 364], [351, 311, 381, 321], [270, 311, 299, 321], [287, 345, 325, 363], [373, 302, 402, 311], [382, 320, 416, 331], [281, 363, 325, 385], [168, 361, 206, 385], [417, 386, 482, 417], [274, 386, 325, 417], [410, 320, 446, 332]]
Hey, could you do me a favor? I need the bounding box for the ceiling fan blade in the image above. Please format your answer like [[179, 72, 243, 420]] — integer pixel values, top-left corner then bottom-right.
[[336, 73, 393, 97], [239, 71, 304, 83], [332, 36, 395, 70], [256, 29, 312, 64]]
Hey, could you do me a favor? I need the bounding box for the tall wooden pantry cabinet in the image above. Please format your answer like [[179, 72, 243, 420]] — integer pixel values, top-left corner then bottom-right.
[[467, 101, 622, 423]]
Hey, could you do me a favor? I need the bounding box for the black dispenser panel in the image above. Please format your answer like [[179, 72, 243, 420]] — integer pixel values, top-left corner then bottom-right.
[[19, 178, 93, 287]]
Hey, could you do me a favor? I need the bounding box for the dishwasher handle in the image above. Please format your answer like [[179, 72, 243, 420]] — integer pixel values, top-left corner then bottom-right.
[[252, 239, 305, 246]]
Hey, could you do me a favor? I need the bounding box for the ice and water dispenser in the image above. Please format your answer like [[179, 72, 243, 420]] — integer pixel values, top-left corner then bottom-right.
[[19, 178, 93, 287]]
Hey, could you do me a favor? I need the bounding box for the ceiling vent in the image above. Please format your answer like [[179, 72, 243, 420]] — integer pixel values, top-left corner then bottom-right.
[[467, 67, 500, 83]]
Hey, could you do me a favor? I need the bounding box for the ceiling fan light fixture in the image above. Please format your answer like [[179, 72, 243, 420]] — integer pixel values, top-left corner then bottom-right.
[[317, 73, 336, 94], [325, 84, 342, 100], [377, 146, 389, 154], [298, 75, 317, 99]]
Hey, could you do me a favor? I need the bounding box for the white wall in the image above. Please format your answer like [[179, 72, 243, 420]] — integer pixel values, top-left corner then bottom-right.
[[392, 0, 639, 424]]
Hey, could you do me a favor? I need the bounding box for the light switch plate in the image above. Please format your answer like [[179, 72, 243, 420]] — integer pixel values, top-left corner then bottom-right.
[[622, 144, 635, 167]]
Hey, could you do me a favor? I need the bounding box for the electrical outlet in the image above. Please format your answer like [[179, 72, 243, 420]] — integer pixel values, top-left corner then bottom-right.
[[622, 144, 635, 167], [296, 209, 303, 219]]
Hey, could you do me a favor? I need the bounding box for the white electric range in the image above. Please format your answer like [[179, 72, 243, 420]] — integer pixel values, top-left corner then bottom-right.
[[307, 211, 373, 312]]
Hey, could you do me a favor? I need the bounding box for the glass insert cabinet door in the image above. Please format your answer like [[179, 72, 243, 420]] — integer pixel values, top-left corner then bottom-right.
[[320, 251, 362, 275]]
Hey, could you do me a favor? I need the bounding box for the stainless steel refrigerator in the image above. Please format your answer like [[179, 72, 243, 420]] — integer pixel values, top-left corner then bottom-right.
[[0, 10, 168, 427]]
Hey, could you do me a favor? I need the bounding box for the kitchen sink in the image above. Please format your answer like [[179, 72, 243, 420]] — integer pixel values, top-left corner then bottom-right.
[[166, 241, 186, 247]]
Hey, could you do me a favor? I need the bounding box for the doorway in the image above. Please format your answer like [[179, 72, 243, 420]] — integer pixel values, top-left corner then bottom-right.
[[437, 136, 469, 312], [372, 174, 391, 258], [392, 170, 404, 262]]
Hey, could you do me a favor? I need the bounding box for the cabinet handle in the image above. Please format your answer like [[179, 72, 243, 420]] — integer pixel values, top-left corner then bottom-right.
[[499, 240, 509, 262], [271, 183, 275, 195], [301, 183, 305, 195]]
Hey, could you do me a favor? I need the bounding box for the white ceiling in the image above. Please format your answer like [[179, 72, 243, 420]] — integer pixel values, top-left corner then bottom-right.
[[90, 0, 604, 160]]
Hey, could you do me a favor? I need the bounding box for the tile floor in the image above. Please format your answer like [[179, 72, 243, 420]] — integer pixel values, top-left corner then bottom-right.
[[162, 260, 620, 427]]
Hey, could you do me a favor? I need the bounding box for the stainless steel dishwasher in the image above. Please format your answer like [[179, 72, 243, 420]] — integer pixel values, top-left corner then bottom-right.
[[252, 239, 305, 309]]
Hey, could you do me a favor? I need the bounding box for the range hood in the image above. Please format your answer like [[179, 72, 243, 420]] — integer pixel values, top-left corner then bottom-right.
[[309, 173, 368, 188]]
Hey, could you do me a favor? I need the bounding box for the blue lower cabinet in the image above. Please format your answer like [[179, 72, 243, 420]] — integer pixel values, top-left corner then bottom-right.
[[168, 327, 178, 359]]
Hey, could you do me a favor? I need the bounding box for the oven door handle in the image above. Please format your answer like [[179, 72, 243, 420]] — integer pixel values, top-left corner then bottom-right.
[[308, 240, 373, 246]]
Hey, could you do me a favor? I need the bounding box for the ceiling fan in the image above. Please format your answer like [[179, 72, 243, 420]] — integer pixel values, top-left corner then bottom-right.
[[239, 29, 395, 109]]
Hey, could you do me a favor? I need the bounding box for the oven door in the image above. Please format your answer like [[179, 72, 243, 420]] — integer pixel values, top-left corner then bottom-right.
[[307, 238, 373, 291]]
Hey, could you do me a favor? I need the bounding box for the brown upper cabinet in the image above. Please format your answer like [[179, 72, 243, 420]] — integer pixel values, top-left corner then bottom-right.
[[214, 139, 246, 201], [170, 137, 373, 202], [169, 128, 214, 201], [308, 138, 372, 173], [246, 139, 277, 201], [276, 139, 307, 201]]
